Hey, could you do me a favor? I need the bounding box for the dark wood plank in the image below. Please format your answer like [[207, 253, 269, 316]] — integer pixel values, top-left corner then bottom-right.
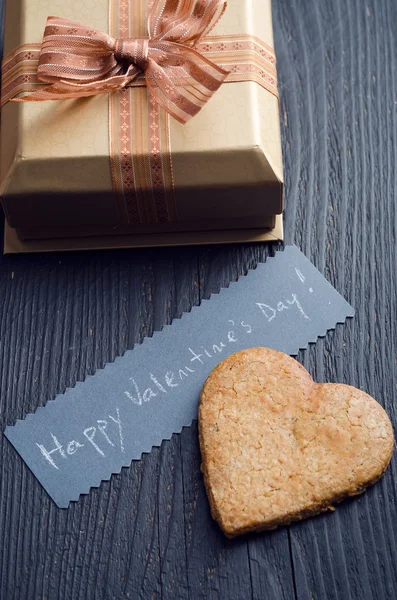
[[273, 0, 397, 597]]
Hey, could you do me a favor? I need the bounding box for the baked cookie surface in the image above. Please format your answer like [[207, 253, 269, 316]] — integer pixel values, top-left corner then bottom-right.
[[199, 347, 394, 537]]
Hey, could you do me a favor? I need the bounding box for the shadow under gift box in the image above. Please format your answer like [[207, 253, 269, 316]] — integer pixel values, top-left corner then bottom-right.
[[0, 0, 283, 242]]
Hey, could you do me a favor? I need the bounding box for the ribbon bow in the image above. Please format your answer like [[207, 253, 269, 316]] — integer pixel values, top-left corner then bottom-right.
[[14, 0, 229, 123]]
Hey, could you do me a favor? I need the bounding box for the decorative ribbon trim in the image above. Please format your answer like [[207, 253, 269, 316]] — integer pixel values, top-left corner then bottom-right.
[[196, 35, 277, 96], [1, 44, 41, 105], [108, 0, 177, 224], [1, 36, 277, 107]]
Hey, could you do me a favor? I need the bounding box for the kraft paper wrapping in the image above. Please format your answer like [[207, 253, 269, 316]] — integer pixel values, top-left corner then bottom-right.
[[0, 0, 283, 244]]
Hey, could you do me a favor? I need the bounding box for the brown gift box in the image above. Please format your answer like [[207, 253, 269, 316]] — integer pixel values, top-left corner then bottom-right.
[[0, 0, 283, 252]]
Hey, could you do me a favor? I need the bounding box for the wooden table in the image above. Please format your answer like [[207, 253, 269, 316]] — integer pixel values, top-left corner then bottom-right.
[[1, 0, 397, 597]]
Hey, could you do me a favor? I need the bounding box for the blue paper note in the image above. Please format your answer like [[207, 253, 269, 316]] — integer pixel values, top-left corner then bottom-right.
[[4, 245, 354, 507]]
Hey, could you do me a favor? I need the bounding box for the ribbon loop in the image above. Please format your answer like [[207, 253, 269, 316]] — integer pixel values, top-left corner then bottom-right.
[[10, 1, 230, 124], [114, 38, 150, 72]]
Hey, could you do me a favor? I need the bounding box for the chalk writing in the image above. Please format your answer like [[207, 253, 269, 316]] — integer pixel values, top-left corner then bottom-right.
[[40, 293, 312, 469], [109, 409, 124, 453], [36, 408, 124, 469], [295, 268, 306, 283], [122, 294, 311, 412], [123, 317, 255, 408], [296, 267, 314, 295], [256, 292, 310, 322]]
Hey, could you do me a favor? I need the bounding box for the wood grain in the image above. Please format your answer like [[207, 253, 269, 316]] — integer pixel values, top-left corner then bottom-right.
[[1, 0, 397, 597], [274, 0, 397, 597]]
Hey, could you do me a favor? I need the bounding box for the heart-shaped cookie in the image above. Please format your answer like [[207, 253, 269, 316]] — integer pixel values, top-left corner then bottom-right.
[[199, 347, 394, 537]]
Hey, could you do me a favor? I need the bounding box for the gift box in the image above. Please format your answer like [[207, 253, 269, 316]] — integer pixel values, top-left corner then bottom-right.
[[0, 0, 283, 251]]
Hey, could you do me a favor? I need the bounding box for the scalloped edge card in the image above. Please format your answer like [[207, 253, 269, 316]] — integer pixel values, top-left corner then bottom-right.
[[4, 245, 354, 507]]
